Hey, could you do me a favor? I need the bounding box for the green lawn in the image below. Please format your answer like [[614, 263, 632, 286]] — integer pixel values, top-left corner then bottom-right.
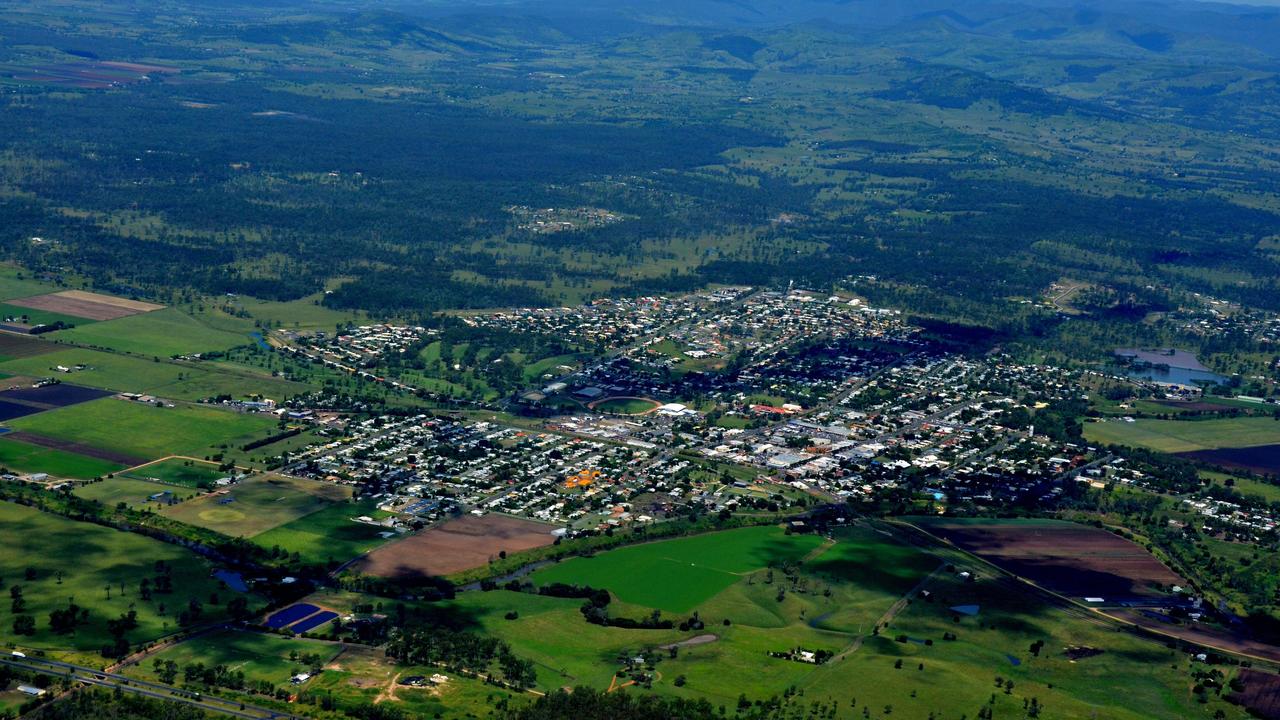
[[6, 398, 279, 461], [252, 498, 395, 566], [0, 501, 256, 659], [122, 457, 228, 488], [160, 474, 352, 538], [1083, 416, 1280, 453], [593, 397, 658, 415], [52, 307, 252, 357], [73, 477, 188, 509], [0, 436, 123, 478], [531, 526, 824, 613]]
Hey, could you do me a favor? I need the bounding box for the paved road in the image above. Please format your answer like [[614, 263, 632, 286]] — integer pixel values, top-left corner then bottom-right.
[[0, 655, 303, 720]]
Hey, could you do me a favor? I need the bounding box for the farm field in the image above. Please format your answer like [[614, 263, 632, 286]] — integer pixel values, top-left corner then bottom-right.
[[1180, 445, 1280, 476], [252, 498, 395, 566], [8, 289, 161, 321], [1083, 416, 1280, 453], [0, 268, 62, 302], [910, 517, 1184, 599], [0, 332, 60, 361], [52, 307, 254, 357], [0, 501, 254, 657], [353, 513, 559, 579], [121, 457, 228, 488], [311, 522, 1242, 719], [0, 436, 123, 478], [6, 397, 280, 461], [0, 347, 309, 402], [0, 302, 94, 329], [530, 525, 825, 613], [160, 474, 352, 537], [73, 476, 185, 509]]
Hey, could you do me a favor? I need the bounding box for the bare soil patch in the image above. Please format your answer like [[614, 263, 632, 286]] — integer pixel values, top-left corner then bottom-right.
[[4, 431, 146, 466], [920, 519, 1184, 599], [8, 290, 163, 321], [1230, 668, 1280, 719], [354, 513, 558, 578]]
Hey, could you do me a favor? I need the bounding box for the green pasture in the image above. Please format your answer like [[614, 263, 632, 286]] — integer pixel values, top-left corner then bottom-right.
[[0, 501, 253, 658], [7, 398, 279, 461], [122, 457, 228, 488], [126, 628, 340, 687], [160, 474, 352, 538], [1083, 416, 1280, 453], [0, 302, 94, 329], [52, 307, 252, 357], [0, 436, 122, 478], [252, 498, 394, 566], [73, 477, 186, 509], [530, 525, 824, 613]]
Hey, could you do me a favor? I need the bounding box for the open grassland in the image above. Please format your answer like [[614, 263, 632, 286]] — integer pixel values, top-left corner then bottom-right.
[[252, 498, 395, 566], [73, 476, 186, 509], [121, 457, 228, 487], [160, 474, 352, 538], [7, 397, 279, 461], [0, 347, 307, 401], [530, 525, 825, 613], [0, 501, 254, 659], [0, 436, 122, 478], [52, 307, 253, 357], [1083, 416, 1280, 453], [0, 267, 62, 302], [126, 629, 341, 687], [314, 520, 1242, 718]]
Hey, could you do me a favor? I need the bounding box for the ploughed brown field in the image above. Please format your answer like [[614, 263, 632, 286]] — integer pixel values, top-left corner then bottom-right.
[[1178, 445, 1280, 476], [1229, 668, 1280, 718], [352, 513, 558, 578], [8, 290, 164, 321], [5, 431, 147, 466], [916, 519, 1185, 599]]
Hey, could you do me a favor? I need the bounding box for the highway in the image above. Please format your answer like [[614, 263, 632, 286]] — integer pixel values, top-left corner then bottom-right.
[[0, 654, 304, 720]]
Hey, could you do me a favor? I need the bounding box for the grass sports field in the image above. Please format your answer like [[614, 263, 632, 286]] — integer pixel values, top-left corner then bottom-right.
[[591, 397, 660, 415], [73, 476, 187, 508], [121, 457, 228, 488], [161, 474, 352, 537], [0, 436, 123, 478], [7, 398, 279, 461], [0, 501, 254, 657], [530, 525, 825, 613], [52, 307, 253, 357], [253, 498, 395, 566], [1083, 416, 1280, 453]]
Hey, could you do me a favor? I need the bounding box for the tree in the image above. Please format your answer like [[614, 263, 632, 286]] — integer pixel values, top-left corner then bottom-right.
[[12, 615, 35, 635]]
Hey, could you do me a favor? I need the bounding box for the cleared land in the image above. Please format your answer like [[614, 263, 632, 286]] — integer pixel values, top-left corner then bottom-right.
[[531, 525, 824, 613], [1083, 416, 1280, 453], [161, 474, 352, 537], [354, 513, 559, 579], [8, 290, 162, 321], [913, 517, 1184, 599], [127, 628, 340, 687], [1180, 445, 1280, 476], [0, 436, 123, 478], [6, 397, 279, 461], [0, 501, 252, 654], [53, 307, 253, 357], [0, 333, 59, 360]]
